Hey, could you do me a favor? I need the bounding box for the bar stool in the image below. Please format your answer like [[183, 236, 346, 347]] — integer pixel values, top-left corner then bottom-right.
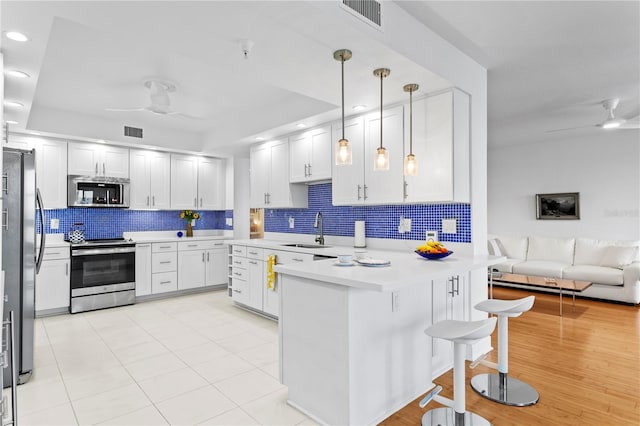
[[470, 296, 539, 406], [420, 317, 497, 426]]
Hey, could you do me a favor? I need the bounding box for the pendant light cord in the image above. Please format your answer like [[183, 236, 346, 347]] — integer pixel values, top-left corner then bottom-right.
[[379, 72, 383, 149], [409, 88, 413, 154], [341, 55, 345, 140]]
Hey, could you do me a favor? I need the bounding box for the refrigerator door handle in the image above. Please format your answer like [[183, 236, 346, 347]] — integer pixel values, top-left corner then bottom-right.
[[35, 188, 46, 274]]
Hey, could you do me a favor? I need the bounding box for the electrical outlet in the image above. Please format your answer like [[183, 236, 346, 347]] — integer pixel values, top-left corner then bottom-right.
[[398, 216, 405, 234], [403, 218, 411, 232], [225, 218, 233, 226], [288, 216, 295, 229], [442, 219, 457, 234], [50, 218, 59, 230], [426, 230, 438, 242]]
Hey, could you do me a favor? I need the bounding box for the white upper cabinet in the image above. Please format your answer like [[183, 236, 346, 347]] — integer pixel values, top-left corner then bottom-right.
[[130, 149, 171, 210], [289, 125, 332, 183], [197, 156, 225, 210], [250, 139, 307, 208], [170, 154, 226, 210], [34, 138, 67, 209], [68, 142, 129, 178], [404, 89, 470, 203], [332, 105, 404, 206], [170, 154, 199, 209]]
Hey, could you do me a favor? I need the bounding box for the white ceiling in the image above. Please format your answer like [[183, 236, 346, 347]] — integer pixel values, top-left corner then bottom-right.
[[2, 1, 639, 155]]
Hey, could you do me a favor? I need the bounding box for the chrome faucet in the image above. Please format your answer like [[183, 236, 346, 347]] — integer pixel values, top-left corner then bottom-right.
[[314, 211, 324, 245]]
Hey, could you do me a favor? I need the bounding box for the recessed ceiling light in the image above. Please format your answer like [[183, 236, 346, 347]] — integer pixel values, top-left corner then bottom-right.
[[4, 101, 24, 108], [5, 70, 30, 79], [30, 131, 41, 136], [255, 136, 265, 141], [96, 139, 106, 143], [296, 123, 307, 128], [5, 120, 19, 125], [4, 31, 29, 42], [353, 105, 366, 111]]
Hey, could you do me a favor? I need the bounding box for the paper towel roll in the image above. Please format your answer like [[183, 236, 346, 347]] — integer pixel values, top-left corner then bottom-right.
[[354, 221, 366, 248]]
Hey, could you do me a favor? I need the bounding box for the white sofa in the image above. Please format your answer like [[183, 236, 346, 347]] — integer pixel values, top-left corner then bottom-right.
[[488, 235, 640, 304]]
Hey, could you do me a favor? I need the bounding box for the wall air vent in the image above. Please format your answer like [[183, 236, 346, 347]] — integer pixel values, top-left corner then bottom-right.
[[124, 126, 143, 139], [341, 0, 382, 28]]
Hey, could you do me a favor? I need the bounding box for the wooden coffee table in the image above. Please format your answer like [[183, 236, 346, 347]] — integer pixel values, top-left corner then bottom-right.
[[489, 272, 592, 316]]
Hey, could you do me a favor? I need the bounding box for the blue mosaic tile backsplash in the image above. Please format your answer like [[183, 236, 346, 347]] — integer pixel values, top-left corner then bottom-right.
[[264, 183, 471, 243], [39, 209, 233, 240]]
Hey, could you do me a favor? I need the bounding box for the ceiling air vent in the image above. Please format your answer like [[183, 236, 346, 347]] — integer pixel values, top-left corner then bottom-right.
[[124, 126, 143, 139], [341, 0, 382, 28]]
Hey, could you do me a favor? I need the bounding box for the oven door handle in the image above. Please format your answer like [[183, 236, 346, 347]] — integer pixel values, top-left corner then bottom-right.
[[36, 188, 46, 274], [72, 246, 135, 256]]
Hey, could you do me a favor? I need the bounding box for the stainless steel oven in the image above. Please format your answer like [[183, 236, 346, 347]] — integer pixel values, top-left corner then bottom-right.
[[70, 239, 135, 313]]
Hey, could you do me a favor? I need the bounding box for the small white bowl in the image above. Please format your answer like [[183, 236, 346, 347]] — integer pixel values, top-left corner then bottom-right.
[[338, 254, 353, 264]]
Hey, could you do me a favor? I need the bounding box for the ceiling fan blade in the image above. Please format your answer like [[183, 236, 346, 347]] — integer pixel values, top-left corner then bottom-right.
[[545, 124, 595, 133], [105, 107, 147, 112]]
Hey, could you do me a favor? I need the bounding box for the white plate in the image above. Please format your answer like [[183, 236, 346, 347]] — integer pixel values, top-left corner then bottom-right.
[[334, 260, 355, 267], [355, 258, 391, 267]]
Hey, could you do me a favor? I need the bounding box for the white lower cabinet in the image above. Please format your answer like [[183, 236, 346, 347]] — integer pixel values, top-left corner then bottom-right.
[[135, 243, 152, 296], [178, 240, 228, 290], [229, 245, 313, 318], [431, 274, 465, 376], [151, 242, 178, 294], [35, 247, 70, 313]]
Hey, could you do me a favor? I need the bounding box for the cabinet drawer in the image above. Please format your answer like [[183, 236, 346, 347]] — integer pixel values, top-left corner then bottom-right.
[[246, 247, 264, 260], [152, 272, 178, 294], [231, 267, 248, 280], [231, 278, 247, 301], [43, 246, 70, 260], [152, 252, 177, 273], [231, 245, 246, 257], [272, 250, 313, 264], [231, 256, 247, 269], [179, 240, 215, 251], [152, 242, 177, 253]]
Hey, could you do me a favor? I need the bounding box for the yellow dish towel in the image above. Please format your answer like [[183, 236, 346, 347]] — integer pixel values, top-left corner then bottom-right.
[[266, 254, 277, 291]]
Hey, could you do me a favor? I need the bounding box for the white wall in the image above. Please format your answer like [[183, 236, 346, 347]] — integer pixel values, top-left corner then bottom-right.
[[488, 131, 640, 241], [232, 156, 250, 239]]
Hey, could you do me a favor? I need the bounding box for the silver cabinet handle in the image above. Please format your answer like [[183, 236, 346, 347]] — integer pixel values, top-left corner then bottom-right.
[[47, 252, 60, 256], [214, 242, 224, 246], [146, 195, 150, 206], [207, 252, 210, 262], [249, 260, 257, 265], [2, 172, 8, 194], [233, 289, 242, 294], [160, 280, 171, 284], [65, 262, 69, 276], [454, 275, 460, 296], [152, 195, 155, 206], [292, 258, 304, 262], [403, 181, 408, 199], [307, 163, 312, 176], [95, 162, 99, 175], [159, 261, 171, 264], [233, 272, 242, 276], [138, 244, 151, 248], [200, 198, 203, 207], [248, 251, 258, 255], [234, 261, 242, 265], [159, 245, 172, 249], [194, 198, 197, 207], [1, 208, 7, 230], [188, 244, 198, 247], [103, 163, 106, 176], [357, 185, 362, 200], [363, 185, 368, 200], [202, 252, 205, 262], [304, 164, 308, 177]]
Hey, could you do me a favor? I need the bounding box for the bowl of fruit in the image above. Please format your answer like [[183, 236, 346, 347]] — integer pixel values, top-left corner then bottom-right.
[[415, 241, 453, 260]]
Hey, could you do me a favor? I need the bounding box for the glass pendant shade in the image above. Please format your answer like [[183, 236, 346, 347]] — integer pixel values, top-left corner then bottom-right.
[[374, 146, 389, 171], [335, 138, 352, 165], [404, 153, 417, 176], [373, 68, 391, 172], [334, 49, 353, 165]]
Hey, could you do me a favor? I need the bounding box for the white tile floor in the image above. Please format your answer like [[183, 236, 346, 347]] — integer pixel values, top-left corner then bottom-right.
[[16, 290, 316, 425]]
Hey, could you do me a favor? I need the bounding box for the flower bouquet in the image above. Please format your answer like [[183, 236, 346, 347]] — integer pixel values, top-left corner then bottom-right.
[[180, 210, 200, 237]]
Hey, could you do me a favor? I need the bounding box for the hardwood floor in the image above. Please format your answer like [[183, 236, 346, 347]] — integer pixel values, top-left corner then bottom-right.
[[381, 287, 640, 426]]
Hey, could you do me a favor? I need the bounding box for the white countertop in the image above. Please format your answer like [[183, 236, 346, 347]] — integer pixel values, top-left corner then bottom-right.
[[124, 230, 232, 243], [274, 251, 506, 292]]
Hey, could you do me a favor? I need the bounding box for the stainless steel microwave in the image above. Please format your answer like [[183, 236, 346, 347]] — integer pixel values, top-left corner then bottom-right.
[[67, 175, 130, 208]]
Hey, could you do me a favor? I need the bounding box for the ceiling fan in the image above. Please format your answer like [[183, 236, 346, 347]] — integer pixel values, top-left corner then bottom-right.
[[547, 98, 640, 133], [106, 79, 200, 119]]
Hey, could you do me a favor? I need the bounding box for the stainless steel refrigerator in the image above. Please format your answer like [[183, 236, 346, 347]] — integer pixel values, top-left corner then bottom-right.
[[2, 148, 45, 387]]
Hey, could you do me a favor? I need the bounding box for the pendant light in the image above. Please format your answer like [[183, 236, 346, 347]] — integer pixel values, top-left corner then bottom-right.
[[403, 83, 419, 176], [373, 68, 390, 171], [334, 49, 353, 165]]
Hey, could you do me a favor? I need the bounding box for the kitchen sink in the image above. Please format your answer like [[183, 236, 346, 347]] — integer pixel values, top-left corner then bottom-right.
[[281, 243, 331, 249]]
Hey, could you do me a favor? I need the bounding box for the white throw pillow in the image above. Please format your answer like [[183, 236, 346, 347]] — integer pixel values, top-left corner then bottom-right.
[[488, 239, 503, 256], [600, 246, 637, 269]]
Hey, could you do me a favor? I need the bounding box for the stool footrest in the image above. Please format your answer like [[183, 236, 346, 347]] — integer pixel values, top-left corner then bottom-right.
[[433, 394, 453, 408], [418, 385, 442, 408], [469, 348, 494, 369]]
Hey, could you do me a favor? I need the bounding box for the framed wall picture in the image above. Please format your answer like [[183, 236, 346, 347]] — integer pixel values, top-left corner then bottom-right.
[[536, 192, 580, 220]]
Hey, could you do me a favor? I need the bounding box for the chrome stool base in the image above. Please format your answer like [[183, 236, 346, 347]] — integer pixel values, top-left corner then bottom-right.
[[471, 373, 539, 406], [421, 407, 492, 426]]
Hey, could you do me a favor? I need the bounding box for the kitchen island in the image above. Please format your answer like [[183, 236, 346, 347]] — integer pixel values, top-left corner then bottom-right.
[[274, 251, 504, 425]]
